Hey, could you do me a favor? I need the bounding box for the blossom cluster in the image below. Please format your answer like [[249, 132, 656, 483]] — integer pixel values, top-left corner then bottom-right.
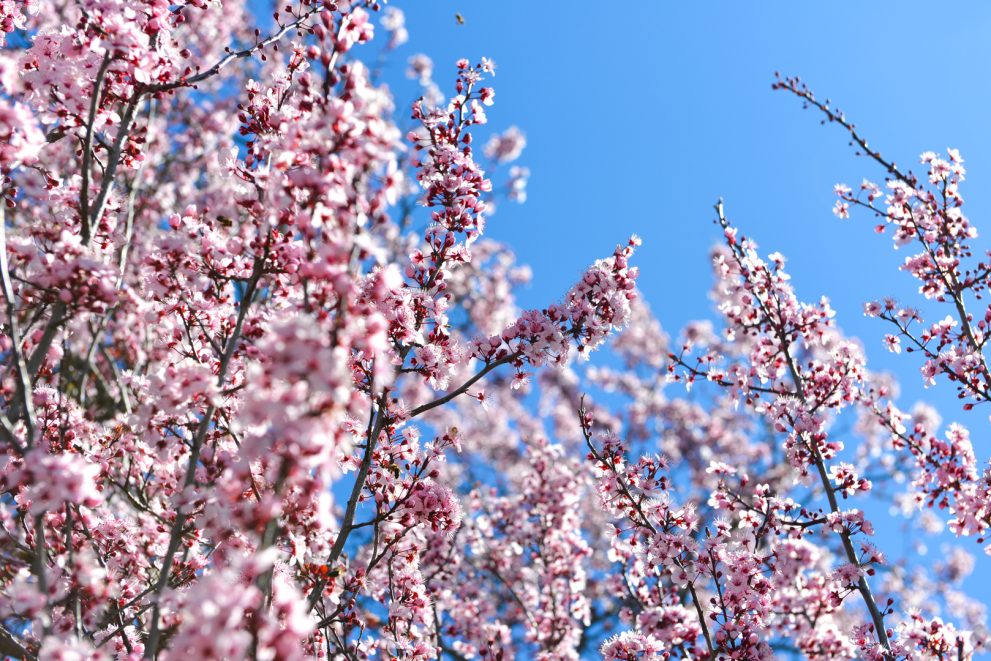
[[0, 7, 989, 661], [0, 2, 640, 658]]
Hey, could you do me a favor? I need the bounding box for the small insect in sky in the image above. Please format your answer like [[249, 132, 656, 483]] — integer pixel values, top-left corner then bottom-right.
[[455, 12, 465, 25]]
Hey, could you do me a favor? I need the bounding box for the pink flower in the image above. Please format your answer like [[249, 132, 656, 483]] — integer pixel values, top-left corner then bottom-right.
[[883, 334, 901, 354], [484, 126, 526, 163]]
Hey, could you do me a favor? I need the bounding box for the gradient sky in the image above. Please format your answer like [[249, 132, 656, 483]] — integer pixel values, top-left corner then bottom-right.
[[376, 0, 991, 645]]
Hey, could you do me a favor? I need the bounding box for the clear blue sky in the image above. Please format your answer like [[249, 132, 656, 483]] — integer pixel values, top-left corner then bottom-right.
[[388, 0, 991, 638]]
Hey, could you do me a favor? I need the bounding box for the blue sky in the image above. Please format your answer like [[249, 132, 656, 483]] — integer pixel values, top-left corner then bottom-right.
[[387, 0, 991, 638]]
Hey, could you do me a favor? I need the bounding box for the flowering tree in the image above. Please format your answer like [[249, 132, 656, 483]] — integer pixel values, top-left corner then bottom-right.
[[0, 1, 988, 659]]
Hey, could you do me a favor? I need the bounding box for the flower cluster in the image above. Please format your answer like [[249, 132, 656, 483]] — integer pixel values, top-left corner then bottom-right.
[[2, 7, 990, 661], [0, 4, 642, 658], [471, 237, 639, 392]]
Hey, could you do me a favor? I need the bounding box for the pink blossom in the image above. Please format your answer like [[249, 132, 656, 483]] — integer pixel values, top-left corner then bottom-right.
[[484, 125, 526, 164]]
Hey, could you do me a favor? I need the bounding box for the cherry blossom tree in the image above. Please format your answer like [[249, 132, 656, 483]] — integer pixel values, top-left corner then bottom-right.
[[0, 1, 988, 660]]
